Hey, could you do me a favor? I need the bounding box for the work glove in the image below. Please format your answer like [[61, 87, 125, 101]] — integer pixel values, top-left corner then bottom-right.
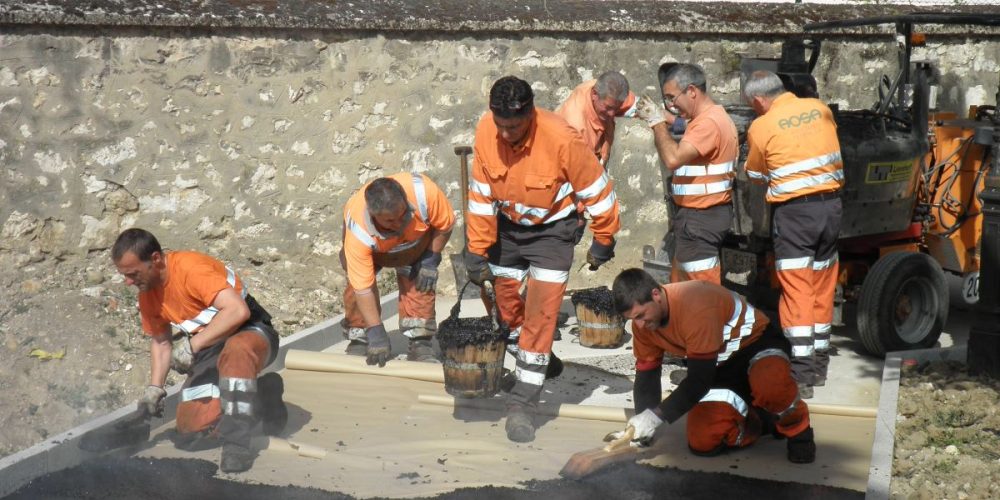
[[365, 324, 391, 367], [635, 95, 668, 128], [608, 409, 664, 448], [464, 251, 493, 287], [138, 385, 167, 418], [586, 239, 616, 271], [411, 250, 442, 293], [171, 335, 195, 374]]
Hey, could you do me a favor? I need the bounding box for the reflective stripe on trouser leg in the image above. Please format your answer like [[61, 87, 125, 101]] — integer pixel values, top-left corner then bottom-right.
[[777, 258, 817, 385], [396, 273, 436, 338], [812, 253, 838, 380], [508, 268, 567, 407], [509, 348, 550, 407], [669, 205, 730, 285], [747, 353, 810, 437], [686, 389, 752, 453], [217, 330, 270, 446], [672, 255, 721, 285]]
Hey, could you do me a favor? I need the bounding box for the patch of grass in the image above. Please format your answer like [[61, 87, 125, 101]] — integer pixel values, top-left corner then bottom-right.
[[925, 430, 965, 448], [932, 408, 981, 428], [932, 459, 957, 475]]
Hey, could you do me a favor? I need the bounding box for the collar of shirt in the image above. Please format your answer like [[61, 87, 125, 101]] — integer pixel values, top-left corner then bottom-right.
[[768, 92, 798, 113]]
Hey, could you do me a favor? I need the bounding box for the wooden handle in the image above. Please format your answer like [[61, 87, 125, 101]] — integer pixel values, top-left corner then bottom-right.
[[455, 145, 472, 232], [602, 426, 634, 452]]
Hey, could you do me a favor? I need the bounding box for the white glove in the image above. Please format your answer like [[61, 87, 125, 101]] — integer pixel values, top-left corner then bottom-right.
[[171, 335, 195, 373], [635, 95, 667, 128], [138, 385, 166, 417], [627, 408, 664, 447]]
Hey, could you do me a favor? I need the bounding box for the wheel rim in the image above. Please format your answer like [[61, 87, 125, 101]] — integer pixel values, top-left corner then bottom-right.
[[891, 276, 939, 344]]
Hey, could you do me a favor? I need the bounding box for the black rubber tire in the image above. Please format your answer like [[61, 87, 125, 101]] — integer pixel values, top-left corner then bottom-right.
[[857, 251, 948, 357]]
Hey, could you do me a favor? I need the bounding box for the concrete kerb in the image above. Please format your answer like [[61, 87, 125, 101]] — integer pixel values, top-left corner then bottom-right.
[[865, 345, 967, 500], [0, 292, 400, 498]]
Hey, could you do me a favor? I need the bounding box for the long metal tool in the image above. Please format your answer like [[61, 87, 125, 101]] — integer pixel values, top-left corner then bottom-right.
[[450, 145, 479, 298]]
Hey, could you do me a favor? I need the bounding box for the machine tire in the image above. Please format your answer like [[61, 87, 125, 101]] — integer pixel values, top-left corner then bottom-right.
[[857, 251, 948, 357]]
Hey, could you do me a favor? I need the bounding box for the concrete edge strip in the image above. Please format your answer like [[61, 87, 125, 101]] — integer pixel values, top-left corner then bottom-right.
[[865, 346, 966, 500], [0, 291, 400, 497]]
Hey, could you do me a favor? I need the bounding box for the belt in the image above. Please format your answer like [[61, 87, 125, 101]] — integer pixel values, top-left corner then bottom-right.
[[779, 191, 840, 206]]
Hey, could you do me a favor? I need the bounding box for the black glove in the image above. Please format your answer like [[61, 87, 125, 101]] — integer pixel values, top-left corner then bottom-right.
[[586, 239, 616, 271], [411, 250, 442, 293], [464, 251, 493, 287], [138, 385, 166, 418], [365, 324, 391, 367]]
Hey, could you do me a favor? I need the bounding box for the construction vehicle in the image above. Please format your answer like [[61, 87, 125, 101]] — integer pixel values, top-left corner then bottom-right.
[[643, 13, 999, 357]]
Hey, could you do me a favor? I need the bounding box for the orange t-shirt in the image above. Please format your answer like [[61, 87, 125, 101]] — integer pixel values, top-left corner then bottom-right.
[[671, 104, 738, 209], [342, 172, 455, 290], [631, 281, 769, 371], [555, 79, 637, 163], [138, 251, 245, 336]]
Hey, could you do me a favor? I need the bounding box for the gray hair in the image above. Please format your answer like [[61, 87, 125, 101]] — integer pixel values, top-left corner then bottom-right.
[[594, 71, 630, 101], [662, 63, 707, 93], [364, 177, 408, 214], [743, 70, 786, 103]]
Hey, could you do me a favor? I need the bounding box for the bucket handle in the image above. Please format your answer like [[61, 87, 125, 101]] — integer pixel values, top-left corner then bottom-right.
[[447, 280, 509, 339]]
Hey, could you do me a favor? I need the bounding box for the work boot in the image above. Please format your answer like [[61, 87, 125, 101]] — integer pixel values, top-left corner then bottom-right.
[[546, 353, 564, 380], [786, 427, 816, 464], [257, 372, 288, 436], [220, 442, 257, 473], [797, 383, 814, 400], [170, 429, 220, 452], [345, 339, 367, 356], [669, 368, 688, 385], [500, 369, 517, 393], [812, 375, 827, 387], [505, 405, 536, 443], [407, 338, 439, 363]]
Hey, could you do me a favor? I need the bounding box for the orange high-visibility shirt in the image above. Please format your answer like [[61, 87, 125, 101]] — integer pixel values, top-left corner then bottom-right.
[[466, 108, 621, 257], [138, 251, 248, 336], [342, 172, 455, 290], [744, 92, 844, 203], [555, 79, 637, 163], [671, 104, 739, 209], [631, 281, 769, 371]]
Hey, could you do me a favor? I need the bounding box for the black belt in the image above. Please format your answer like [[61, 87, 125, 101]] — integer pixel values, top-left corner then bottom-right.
[[780, 191, 840, 206]]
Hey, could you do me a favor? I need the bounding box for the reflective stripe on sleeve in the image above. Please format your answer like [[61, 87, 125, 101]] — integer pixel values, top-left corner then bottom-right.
[[468, 200, 497, 216], [586, 191, 617, 217], [576, 172, 610, 200]]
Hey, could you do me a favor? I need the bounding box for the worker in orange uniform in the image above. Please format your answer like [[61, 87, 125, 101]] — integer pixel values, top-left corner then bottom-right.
[[556, 70, 636, 245], [465, 75, 621, 442], [112, 228, 287, 473], [610, 268, 815, 464], [635, 63, 737, 284], [555, 70, 637, 170], [743, 70, 843, 399], [340, 173, 455, 366]]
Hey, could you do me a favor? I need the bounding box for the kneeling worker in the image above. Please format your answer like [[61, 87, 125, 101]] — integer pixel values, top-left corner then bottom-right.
[[112, 228, 286, 473], [340, 173, 455, 366], [609, 268, 815, 463]]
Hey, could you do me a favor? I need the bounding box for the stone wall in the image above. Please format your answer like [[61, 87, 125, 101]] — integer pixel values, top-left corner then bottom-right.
[[1, 21, 999, 301]]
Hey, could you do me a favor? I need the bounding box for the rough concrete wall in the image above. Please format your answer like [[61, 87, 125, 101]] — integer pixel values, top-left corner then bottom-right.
[[1, 30, 998, 303]]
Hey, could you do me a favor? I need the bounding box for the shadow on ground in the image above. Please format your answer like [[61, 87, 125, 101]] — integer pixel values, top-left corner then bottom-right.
[[8, 456, 862, 500]]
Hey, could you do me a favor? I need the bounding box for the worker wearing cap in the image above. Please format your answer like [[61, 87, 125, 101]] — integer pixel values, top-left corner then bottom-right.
[[635, 63, 737, 285], [610, 268, 815, 464], [743, 70, 843, 399], [465, 75, 621, 443], [341, 173, 455, 366], [112, 228, 286, 473]]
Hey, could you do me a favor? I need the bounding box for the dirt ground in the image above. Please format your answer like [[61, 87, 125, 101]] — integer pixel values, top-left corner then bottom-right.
[[0, 250, 346, 458], [892, 360, 1000, 499]]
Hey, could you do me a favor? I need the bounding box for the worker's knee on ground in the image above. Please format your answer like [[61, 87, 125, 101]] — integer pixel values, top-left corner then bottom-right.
[[219, 331, 270, 377], [176, 399, 221, 435], [686, 402, 749, 454], [749, 355, 798, 411]]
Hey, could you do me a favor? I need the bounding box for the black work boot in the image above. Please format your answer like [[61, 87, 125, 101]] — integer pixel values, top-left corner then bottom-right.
[[257, 372, 288, 436], [545, 353, 564, 380], [406, 338, 438, 363], [787, 427, 816, 464], [505, 404, 536, 443], [220, 441, 257, 473]]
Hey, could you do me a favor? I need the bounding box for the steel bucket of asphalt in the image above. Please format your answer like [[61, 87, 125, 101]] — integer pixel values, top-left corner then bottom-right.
[[571, 286, 625, 348]]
